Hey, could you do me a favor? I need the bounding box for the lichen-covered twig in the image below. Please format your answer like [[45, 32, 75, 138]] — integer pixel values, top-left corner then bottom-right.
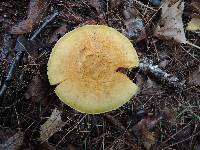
[[139, 57, 184, 91], [0, 11, 59, 97]]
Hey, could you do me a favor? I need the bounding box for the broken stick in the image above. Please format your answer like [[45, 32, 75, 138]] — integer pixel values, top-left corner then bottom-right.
[[0, 11, 59, 97]]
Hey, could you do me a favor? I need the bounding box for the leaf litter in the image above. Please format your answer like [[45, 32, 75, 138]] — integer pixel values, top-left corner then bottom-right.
[[154, 0, 187, 44], [189, 65, 200, 86], [10, 0, 49, 34], [0, 130, 24, 150], [1, 0, 200, 149], [40, 108, 67, 142]]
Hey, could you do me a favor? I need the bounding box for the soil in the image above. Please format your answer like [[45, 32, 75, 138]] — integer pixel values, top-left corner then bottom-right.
[[0, 0, 200, 150]]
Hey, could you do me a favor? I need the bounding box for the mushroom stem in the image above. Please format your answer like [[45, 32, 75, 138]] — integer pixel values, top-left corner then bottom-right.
[[139, 57, 184, 91]]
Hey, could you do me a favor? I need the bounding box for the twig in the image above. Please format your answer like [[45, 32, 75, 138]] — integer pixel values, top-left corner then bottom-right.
[[30, 11, 59, 41], [139, 57, 185, 91], [104, 114, 127, 131], [186, 41, 200, 50], [0, 11, 59, 97], [132, 0, 157, 11], [0, 38, 25, 97]]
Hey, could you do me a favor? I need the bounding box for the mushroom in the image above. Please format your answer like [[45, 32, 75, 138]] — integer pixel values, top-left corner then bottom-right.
[[47, 25, 139, 114]]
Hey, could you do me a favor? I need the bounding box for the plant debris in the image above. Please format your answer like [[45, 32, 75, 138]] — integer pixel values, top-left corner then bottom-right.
[[189, 65, 200, 86], [132, 114, 162, 150], [139, 57, 184, 90], [122, 1, 146, 41], [0, 131, 24, 150], [24, 73, 49, 104], [40, 108, 67, 142], [1, 0, 200, 149], [154, 0, 186, 44], [10, 0, 49, 34], [49, 24, 68, 44]]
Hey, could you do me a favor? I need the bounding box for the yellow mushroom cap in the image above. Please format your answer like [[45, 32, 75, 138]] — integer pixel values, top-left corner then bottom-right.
[[47, 25, 139, 114]]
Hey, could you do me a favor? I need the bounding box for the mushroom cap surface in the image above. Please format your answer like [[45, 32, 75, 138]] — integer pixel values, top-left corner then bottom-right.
[[47, 25, 139, 114]]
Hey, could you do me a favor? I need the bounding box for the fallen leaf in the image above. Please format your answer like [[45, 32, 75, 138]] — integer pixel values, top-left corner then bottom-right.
[[142, 128, 156, 150], [158, 59, 170, 69], [105, 114, 126, 131], [187, 18, 200, 33], [190, 1, 200, 15], [134, 114, 162, 130], [24, 74, 48, 104], [66, 144, 81, 150], [162, 107, 177, 125], [189, 66, 200, 86], [122, 2, 146, 41], [87, 0, 102, 14], [27, 0, 48, 24], [154, 0, 186, 44], [110, 0, 122, 9], [10, 19, 33, 34], [49, 25, 68, 44], [10, 0, 48, 34], [123, 17, 146, 40], [132, 114, 162, 150], [0, 131, 24, 150], [39, 142, 56, 150], [135, 73, 146, 92], [40, 108, 67, 142], [142, 77, 162, 95]]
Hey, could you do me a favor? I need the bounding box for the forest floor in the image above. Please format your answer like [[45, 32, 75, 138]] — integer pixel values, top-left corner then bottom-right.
[[0, 0, 200, 150]]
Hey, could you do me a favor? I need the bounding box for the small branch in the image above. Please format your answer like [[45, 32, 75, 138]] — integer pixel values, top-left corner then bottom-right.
[[0, 11, 59, 97], [0, 38, 24, 97], [139, 57, 184, 91], [186, 41, 200, 50], [30, 11, 59, 41]]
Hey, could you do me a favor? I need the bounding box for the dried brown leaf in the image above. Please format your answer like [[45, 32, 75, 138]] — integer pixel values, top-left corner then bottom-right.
[[110, 0, 122, 9], [40, 108, 67, 142], [10, 19, 33, 34], [133, 115, 162, 150], [122, 2, 146, 41], [123, 17, 146, 40], [189, 66, 200, 86], [0, 131, 24, 150], [154, 0, 186, 44], [142, 78, 162, 95], [158, 59, 170, 69], [190, 1, 200, 15], [24, 74, 48, 104], [87, 0, 102, 14], [142, 128, 156, 150], [66, 144, 81, 150], [135, 73, 146, 92], [134, 115, 162, 130], [27, 0, 48, 24], [49, 25, 68, 44], [10, 0, 48, 34]]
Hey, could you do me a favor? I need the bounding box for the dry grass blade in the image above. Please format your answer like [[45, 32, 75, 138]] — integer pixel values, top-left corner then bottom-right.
[[40, 108, 67, 142], [0, 131, 24, 150]]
